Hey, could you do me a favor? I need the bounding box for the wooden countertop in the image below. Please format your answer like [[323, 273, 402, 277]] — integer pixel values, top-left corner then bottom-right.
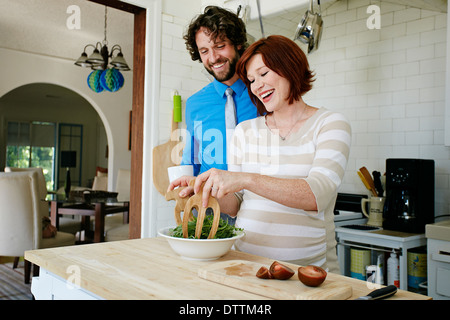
[[24, 237, 430, 300]]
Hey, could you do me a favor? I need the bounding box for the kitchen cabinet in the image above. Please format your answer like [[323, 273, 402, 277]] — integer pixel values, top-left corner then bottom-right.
[[426, 220, 450, 300], [24, 237, 429, 300], [335, 227, 427, 291]]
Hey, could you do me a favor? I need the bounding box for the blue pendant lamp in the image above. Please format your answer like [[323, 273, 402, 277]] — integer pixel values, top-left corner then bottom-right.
[[74, 6, 130, 93]]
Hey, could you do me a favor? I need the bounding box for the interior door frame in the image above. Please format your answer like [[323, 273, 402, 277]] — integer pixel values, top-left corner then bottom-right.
[[88, 0, 145, 239]]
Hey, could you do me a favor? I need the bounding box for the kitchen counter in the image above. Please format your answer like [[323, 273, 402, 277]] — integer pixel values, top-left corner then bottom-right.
[[426, 219, 450, 241], [425, 220, 450, 300], [24, 237, 430, 300]]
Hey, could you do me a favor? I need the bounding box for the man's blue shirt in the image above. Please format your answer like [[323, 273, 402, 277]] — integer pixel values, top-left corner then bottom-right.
[[181, 78, 257, 176]]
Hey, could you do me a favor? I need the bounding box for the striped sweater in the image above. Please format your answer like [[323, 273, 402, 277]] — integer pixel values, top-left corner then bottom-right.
[[228, 107, 351, 273]]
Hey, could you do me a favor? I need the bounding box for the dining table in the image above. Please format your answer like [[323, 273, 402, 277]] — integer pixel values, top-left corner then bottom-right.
[[24, 236, 431, 302], [48, 193, 129, 243]]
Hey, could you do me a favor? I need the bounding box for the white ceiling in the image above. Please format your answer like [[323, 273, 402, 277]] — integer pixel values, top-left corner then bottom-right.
[[233, 0, 446, 20], [1, 0, 446, 64], [0, 0, 446, 100], [0, 0, 134, 66]]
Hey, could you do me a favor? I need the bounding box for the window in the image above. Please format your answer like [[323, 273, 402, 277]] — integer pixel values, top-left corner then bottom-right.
[[6, 121, 56, 190]]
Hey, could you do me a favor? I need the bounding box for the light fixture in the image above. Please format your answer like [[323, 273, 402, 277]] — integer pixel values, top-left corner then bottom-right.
[[74, 6, 130, 92], [110, 46, 130, 71], [294, 0, 324, 54]]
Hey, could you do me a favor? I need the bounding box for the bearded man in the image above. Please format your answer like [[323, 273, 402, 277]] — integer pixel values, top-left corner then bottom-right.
[[181, 6, 257, 177]]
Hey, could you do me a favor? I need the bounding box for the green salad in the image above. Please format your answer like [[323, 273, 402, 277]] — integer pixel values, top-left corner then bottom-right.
[[170, 215, 243, 239]]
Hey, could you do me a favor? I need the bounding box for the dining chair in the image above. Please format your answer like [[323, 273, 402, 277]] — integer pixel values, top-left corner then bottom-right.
[[104, 169, 130, 241], [5, 167, 58, 268], [92, 175, 108, 191], [115, 168, 130, 202], [4, 167, 47, 206], [5, 166, 82, 235], [0, 171, 76, 283]]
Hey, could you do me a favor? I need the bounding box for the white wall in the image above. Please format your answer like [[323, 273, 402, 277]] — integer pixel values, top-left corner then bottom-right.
[[309, 1, 448, 218], [247, 0, 449, 217], [154, 0, 209, 231], [133, 0, 450, 238], [0, 48, 133, 190], [153, 0, 450, 231], [0, 83, 107, 188]]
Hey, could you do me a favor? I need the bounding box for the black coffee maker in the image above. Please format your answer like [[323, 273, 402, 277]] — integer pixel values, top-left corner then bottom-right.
[[383, 158, 435, 233]]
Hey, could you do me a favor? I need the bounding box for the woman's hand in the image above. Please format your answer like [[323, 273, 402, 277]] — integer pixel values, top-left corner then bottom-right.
[[197, 170, 318, 212], [194, 168, 245, 208], [167, 175, 196, 198]]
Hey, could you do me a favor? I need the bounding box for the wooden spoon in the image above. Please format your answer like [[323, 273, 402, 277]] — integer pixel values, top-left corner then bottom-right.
[[357, 171, 372, 193], [182, 179, 221, 239], [359, 167, 378, 197]]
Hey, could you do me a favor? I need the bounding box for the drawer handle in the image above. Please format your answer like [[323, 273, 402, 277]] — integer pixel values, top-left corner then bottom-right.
[[432, 251, 450, 263]]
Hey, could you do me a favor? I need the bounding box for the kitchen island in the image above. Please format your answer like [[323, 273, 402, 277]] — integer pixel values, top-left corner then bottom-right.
[[24, 237, 430, 300]]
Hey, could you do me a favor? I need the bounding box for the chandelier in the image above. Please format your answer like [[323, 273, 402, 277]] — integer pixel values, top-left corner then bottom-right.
[[74, 6, 130, 92]]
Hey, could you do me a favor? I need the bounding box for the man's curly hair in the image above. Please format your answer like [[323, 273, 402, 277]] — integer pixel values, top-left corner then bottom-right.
[[184, 6, 248, 62]]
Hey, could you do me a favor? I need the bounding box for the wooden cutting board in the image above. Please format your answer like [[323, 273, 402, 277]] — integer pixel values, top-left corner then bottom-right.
[[198, 260, 353, 300], [152, 111, 185, 196]]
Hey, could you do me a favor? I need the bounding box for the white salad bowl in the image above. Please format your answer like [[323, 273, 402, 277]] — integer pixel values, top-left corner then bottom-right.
[[157, 226, 245, 261]]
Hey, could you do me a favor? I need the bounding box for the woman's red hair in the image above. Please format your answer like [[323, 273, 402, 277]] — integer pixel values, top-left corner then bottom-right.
[[236, 35, 315, 116]]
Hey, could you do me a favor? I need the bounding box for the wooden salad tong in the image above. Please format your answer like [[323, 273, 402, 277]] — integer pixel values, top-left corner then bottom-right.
[[165, 179, 221, 239], [165, 186, 192, 225]]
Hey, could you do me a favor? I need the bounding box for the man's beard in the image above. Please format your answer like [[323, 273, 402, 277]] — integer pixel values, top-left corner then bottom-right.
[[205, 55, 239, 82]]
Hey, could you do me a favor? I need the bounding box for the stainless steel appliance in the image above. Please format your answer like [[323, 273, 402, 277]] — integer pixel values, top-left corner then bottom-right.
[[333, 193, 368, 227], [383, 158, 435, 233]]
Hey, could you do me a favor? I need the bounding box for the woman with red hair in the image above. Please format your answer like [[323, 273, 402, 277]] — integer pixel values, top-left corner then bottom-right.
[[170, 35, 351, 272]]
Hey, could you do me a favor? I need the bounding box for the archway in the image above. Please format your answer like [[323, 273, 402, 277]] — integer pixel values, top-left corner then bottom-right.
[[0, 82, 110, 190]]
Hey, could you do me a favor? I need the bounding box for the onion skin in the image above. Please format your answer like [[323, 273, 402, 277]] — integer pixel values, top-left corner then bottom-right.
[[298, 265, 327, 287], [269, 261, 295, 280], [256, 266, 273, 279]]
